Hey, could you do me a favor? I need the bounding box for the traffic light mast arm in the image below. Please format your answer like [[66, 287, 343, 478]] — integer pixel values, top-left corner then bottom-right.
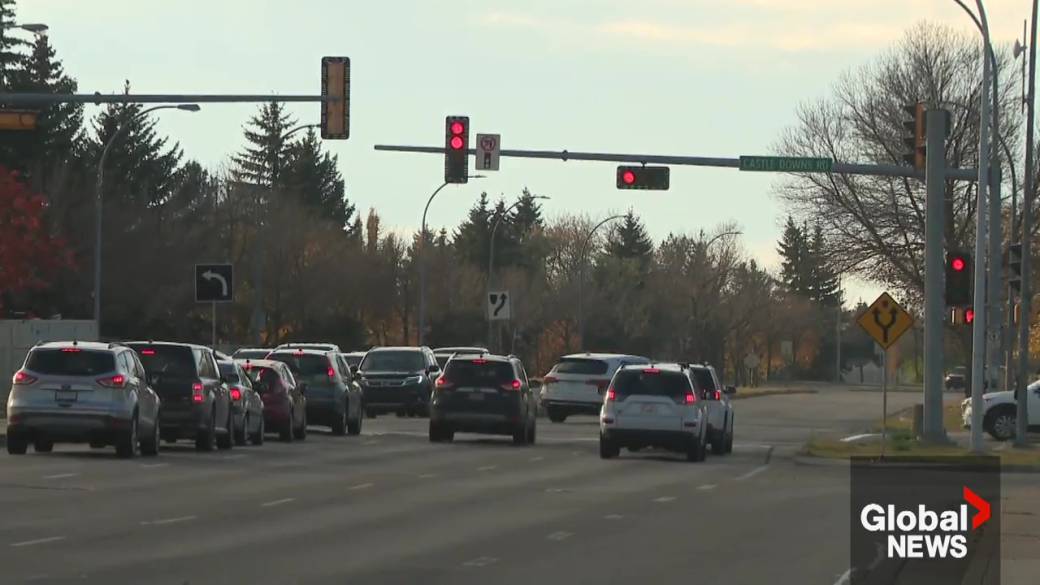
[[373, 144, 980, 181]]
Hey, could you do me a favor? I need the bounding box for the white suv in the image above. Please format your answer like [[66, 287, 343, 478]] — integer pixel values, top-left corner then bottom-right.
[[541, 353, 650, 422], [688, 364, 735, 455], [962, 380, 1040, 441], [599, 363, 708, 462]]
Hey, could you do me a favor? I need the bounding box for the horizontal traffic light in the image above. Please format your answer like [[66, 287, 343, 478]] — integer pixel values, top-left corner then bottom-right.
[[616, 166, 669, 190]]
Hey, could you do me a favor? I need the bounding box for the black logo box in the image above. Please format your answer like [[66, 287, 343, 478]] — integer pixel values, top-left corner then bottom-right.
[[850, 456, 1000, 585]]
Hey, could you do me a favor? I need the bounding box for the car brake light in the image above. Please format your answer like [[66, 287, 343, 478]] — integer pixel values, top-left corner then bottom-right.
[[230, 387, 242, 401], [140, 349, 156, 355], [606, 388, 617, 401], [684, 392, 696, 404], [712, 390, 721, 401], [192, 382, 204, 403], [327, 367, 336, 379], [97, 374, 127, 389], [435, 377, 454, 390], [543, 375, 558, 384], [61, 347, 80, 353], [500, 379, 522, 391], [472, 358, 487, 364], [644, 368, 660, 374], [13, 371, 37, 385]]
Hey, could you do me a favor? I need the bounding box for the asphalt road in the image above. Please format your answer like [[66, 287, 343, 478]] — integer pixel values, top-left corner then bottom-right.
[[0, 388, 945, 585]]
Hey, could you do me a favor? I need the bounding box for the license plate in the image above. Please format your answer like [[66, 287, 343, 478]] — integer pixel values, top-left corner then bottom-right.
[[55, 390, 77, 402], [640, 404, 657, 414], [468, 392, 485, 401]]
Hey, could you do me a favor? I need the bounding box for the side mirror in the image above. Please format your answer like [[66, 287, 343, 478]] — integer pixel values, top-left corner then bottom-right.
[[427, 365, 440, 375], [724, 385, 737, 395]]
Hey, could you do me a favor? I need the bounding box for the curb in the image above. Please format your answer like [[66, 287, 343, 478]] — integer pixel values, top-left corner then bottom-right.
[[730, 390, 819, 401], [795, 453, 1040, 474]]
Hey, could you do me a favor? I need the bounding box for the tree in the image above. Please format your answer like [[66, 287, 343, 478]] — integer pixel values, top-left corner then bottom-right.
[[0, 0, 27, 92], [777, 216, 809, 295], [606, 210, 653, 261], [232, 102, 296, 188], [282, 128, 355, 229], [806, 223, 842, 307], [776, 22, 1021, 300], [453, 192, 492, 268]]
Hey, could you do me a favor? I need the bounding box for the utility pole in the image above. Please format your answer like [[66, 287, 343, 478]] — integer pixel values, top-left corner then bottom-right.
[[923, 108, 950, 443], [970, 33, 992, 452], [1016, 0, 1038, 446], [986, 166, 1003, 390]]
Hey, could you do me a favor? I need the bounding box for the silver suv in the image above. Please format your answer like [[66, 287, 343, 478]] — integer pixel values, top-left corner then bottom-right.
[[6, 341, 161, 458]]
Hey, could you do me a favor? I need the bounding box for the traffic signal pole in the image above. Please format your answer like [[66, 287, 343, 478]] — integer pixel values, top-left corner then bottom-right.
[[924, 109, 951, 443], [1016, 0, 1038, 447], [970, 48, 992, 453], [986, 167, 1003, 392]]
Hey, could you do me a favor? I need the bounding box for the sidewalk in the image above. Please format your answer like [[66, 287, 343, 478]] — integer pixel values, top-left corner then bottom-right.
[[999, 480, 1040, 585]]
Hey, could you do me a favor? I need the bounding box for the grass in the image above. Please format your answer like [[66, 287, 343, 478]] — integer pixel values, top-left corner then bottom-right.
[[870, 403, 964, 434]]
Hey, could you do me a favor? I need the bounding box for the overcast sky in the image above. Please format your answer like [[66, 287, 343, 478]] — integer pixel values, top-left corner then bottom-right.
[[19, 0, 1034, 306]]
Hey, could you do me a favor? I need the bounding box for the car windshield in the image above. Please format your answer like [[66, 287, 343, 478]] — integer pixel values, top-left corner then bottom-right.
[[129, 345, 196, 377], [612, 370, 690, 398], [443, 360, 514, 387], [25, 349, 115, 376], [360, 351, 425, 372], [267, 352, 331, 381], [553, 358, 608, 376]]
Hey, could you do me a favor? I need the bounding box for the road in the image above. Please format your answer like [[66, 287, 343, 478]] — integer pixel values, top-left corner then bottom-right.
[[0, 387, 969, 585]]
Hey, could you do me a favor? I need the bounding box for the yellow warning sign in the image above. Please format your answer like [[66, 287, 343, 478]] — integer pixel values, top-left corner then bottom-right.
[[857, 292, 914, 350]]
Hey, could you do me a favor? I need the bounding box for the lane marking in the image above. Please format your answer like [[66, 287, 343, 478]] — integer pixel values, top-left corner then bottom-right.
[[462, 556, 499, 568], [362, 440, 380, 446], [141, 515, 197, 526], [653, 496, 676, 503], [697, 484, 717, 491], [42, 473, 78, 480], [418, 473, 438, 479], [735, 465, 770, 481], [477, 465, 497, 471], [10, 536, 66, 548], [603, 514, 624, 520], [261, 498, 296, 508], [832, 568, 852, 585], [529, 456, 545, 462], [349, 482, 374, 491], [546, 531, 573, 541], [545, 488, 570, 493], [140, 463, 169, 469]]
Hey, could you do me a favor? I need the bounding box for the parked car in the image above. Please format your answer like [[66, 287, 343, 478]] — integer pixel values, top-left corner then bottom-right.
[[240, 359, 308, 442], [599, 363, 709, 462], [429, 353, 536, 445], [216, 357, 266, 445], [274, 342, 342, 353], [6, 341, 161, 458], [232, 347, 272, 360], [945, 366, 967, 393], [962, 380, 1040, 441], [540, 353, 651, 422], [433, 346, 490, 370], [687, 363, 736, 455], [357, 346, 439, 417], [125, 341, 233, 452], [266, 348, 364, 435]]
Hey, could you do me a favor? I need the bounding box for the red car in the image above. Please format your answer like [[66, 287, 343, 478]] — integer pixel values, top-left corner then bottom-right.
[[238, 359, 308, 442]]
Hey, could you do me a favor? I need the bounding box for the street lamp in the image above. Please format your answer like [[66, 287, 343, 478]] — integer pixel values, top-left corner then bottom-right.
[[486, 194, 551, 350], [418, 175, 485, 346], [283, 123, 319, 141], [577, 214, 625, 348], [1, 23, 48, 33], [93, 104, 200, 334]]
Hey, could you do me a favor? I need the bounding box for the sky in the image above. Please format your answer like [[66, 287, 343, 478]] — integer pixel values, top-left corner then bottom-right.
[[18, 0, 1036, 307]]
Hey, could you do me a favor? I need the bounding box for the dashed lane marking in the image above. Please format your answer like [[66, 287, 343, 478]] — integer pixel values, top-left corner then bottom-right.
[[477, 465, 497, 472], [529, 456, 545, 462], [349, 482, 374, 491], [735, 465, 770, 481], [653, 496, 676, 503], [603, 514, 624, 520], [10, 536, 66, 548], [141, 515, 197, 526], [42, 473, 78, 480], [140, 463, 169, 469], [261, 498, 296, 508], [546, 531, 573, 541], [462, 556, 499, 568], [698, 484, 717, 491]]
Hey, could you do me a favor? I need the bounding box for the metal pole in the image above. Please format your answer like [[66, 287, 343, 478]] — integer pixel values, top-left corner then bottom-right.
[[1016, 0, 1038, 446], [987, 167, 1003, 390], [970, 18, 992, 452], [487, 200, 523, 351], [211, 302, 217, 348], [578, 215, 624, 347], [881, 347, 888, 460], [0, 93, 332, 104], [419, 182, 449, 346], [924, 109, 950, 442]]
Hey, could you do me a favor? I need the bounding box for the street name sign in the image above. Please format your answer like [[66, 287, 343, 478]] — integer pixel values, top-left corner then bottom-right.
[[739, 156, 833, 173]]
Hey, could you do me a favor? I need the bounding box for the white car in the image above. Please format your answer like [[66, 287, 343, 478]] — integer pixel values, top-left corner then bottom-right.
[[962, 380, 1040, 441], [599, 363, 709, 462], [540, 353, 650, 422], [688, 364, 736, 455]]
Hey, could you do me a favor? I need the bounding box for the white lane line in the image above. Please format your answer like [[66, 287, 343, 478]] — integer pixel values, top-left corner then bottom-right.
[[42, 473, 78, 480], [529, 456, 545, 462], [10, 536, 66, 548], [545, 488, 570, 493], [603, 514, 624, 520], [462, 556, 499, 568], [261, 498, 296, 508], [349, 482, 374, 491], [477, 465, 497, 471], [546, 531, 573, 541], [141, 515, 197, 526], [140, 463, 169, 469], [653, 496, 676, 503], [832, 568, 852, 585], [418, 473, 438, 479], [362, 440, 380, 446], [697, 484, 717, 491], [735, 465, 770, 481]]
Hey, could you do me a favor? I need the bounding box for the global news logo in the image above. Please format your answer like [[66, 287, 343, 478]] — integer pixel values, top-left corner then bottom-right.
[[859, 486, 991, 560]]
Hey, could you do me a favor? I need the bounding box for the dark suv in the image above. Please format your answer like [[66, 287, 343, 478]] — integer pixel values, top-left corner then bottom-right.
[[428, 354, 537, 445], [266, 349, 364, 435], [125, 342, 233, 452], [356, 347, 439, 417]]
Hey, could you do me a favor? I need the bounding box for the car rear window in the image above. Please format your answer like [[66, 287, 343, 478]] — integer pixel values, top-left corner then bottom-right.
[[613, 370, 691, 398], [443, 360, 515, 387], [25, 349, 115, 376], [360, 350, 425, 372], [343, 354, 363, 367], [267, 353, 332, 380], [217, 362, 240, 383], [130, 345, 197, 377], [553, 358, 608, 376], [246, 366, 280, 392], [691, 369, 716, 391], [234, 349, 270, 360]]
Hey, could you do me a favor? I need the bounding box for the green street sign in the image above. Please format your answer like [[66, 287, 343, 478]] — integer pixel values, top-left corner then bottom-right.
[[739, 156, 833, 173]]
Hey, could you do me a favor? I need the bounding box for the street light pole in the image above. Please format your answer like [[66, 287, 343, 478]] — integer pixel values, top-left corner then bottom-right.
[[1016, 0, 1038, 446], [93, 104, 200, 336], [486, 195, 550, 351], [578, 215, 625, 348]]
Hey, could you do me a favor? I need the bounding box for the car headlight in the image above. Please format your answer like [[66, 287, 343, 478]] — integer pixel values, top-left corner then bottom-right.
[[404, 376, 423, 385]]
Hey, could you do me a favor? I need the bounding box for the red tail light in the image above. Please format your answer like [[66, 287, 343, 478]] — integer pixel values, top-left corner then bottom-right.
[[501, 379, 522, 391], [643, 368, 661, 374], [542, 375, 559, 384], [435, 377, 454, 390], [327, 367, 336, 379], [472, 358, 488, 364], [97, 374, 127, 389], [712, 390, 721, 401], [606, 388, 617, 401], [140, 349, 156, 356], [684, 392, 696, 404], [13, 371, 37, 385], [230, 387, 242, 401], [192, 382, 204, 403], [61, 347, 81, 353]]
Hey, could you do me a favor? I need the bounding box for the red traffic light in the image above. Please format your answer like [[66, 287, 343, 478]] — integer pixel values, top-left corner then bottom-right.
[[450, 121, 465, 135], [621, 170, 636, 185], [450, 136, 464, 150], [951, 257, 966, 272], [965, 308, 975, 324]]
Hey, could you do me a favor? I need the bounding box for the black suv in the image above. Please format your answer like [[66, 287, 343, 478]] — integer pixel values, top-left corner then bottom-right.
[[125, 342, 233, 452], [266, 349, 364, 435], [428, 354, 537, 445], [356, 346, 439, 417]]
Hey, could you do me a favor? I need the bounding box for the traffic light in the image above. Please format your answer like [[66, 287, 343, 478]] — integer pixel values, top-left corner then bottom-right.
[[320, 57, 350, 140], [616, 165, 670, 190], [901, 102, 925, 171], [965, 308, 975, 325], [1008, 242, 1023, 294], [444, 116, 469, 184], [946, 249, 972, 306]]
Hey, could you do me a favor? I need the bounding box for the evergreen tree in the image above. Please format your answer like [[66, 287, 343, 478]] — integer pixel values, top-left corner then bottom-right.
[[512, 187, 544, 236], [232, 102, 295, 187], [283, 128, 355, 228], [807, 223, 843, 306], [453, 193, 491, 267], [606, 210, 653, 261], [0, 0, 27, 91], [777, 216, 810, 295]]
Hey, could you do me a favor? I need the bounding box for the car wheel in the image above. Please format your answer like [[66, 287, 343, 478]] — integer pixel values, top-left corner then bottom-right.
[[347, 402, 363, 436], [250, 416, 265, 446], [33, 438, 54, 453], [710, 427, 726, 456], [725, 418, 735, 454], [6, 436, 28, 455], [547, 409, 567, 423], [331, 406, 348, 436], [217, 409, 234, 450], [512, 423, 529, 446], [280, 411, 294, 443], [295, 412, 308, 441], [429, 422, 444, 443], [984, 405, 1017, 441], [234, 413, 248, 446], [599, 434, 619, 459], [196, 411, 217, 452], [140, 415, 161, 457], [687, 433, 706, 463], [116, 415, 140, 459], [527, 420, 536, 445]]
